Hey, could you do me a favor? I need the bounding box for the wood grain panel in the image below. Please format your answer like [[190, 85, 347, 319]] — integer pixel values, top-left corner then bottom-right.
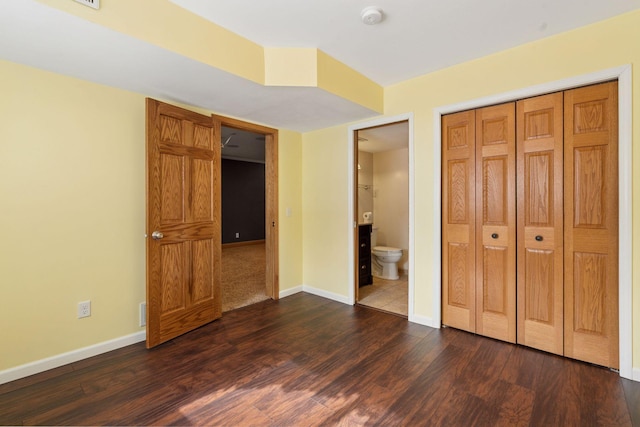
[[448, 124, 469, 149], [160, 154, 184, 223], [524, 109, 554, 140], [159, 115, 182, 144], [564, 81, 618, 369], [448, 160, 469, 224], [524, 249, 554, 323], [573, 252, 607, 334], [482, 157, 507, 225], [160, 243, 186, 313], [482, 246, 507, 314], [191, 159, 213, 222], [192, 239, 214, 304], [193, 124, 213, 149], [475, 103, 515, 343], [482, 117, 508, 145], [574, 146, 606, 228], [574, 100, 607, 134], [448, 243, 469, 308], [517, 92, 564, 356], [525, 152, 553, 226], [442, 110, 476, 333]]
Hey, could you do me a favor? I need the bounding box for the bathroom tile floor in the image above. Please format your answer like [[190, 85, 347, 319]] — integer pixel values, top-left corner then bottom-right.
[[358, 273, 408, 317]]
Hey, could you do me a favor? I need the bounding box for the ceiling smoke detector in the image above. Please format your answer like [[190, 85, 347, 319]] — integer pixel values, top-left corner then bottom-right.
[[361, 7, 383, 25]]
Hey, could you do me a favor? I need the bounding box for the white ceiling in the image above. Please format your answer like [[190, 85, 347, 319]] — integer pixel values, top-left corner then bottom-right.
[[170, 0, 640, 86], [2, 0, 639, 134]]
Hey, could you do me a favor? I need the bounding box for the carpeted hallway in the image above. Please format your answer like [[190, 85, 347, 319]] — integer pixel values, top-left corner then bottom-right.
[[221, 241, 269, 312]]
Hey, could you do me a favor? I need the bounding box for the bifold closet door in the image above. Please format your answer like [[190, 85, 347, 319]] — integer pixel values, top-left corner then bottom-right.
[[442, 110, 476, 333], [516, 92, 564, 355], [564, 81, 619, 369], [475, 104, 516, 343]]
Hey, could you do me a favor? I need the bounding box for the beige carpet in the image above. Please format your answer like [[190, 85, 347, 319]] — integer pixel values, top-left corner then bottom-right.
[[221, 242, 269, 312]]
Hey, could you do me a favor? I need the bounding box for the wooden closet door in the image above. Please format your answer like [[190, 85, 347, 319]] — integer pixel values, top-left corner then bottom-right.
[[475, 103, 516, 343], [564, 81, 619, 369], [442, 110, 476, 333], [516, 93, 564, 355]]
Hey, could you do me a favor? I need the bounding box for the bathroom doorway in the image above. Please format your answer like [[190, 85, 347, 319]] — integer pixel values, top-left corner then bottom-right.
[[353, 119, 411, 317]]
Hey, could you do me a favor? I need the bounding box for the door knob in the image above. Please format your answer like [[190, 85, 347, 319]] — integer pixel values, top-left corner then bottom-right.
[[491, 233, 499, 239], [535, 235, 543, 242], [151, 231, 164, 240]]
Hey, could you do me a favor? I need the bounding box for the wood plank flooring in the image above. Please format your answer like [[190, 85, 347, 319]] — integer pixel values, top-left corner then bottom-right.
[[1, 292, 638, 426]]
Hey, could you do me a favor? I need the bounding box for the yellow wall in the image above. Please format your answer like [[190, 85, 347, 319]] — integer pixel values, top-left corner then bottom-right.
[[301, 124, 353, 296], [0, 60, 303, 371], [302, 10, 640, 369]]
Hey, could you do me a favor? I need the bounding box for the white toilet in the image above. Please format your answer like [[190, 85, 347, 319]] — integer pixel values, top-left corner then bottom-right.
[[370, 227, 403, 280]]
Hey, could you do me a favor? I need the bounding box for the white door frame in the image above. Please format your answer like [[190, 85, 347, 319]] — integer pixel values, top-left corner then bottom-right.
[[347, 113, 415, 320], [432, 65, 633, 380]]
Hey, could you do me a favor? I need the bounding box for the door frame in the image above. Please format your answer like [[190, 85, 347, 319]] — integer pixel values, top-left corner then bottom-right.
[[213, 115, 279, 300], [432, 65, 633, 380], [347, 113, 415, 317]]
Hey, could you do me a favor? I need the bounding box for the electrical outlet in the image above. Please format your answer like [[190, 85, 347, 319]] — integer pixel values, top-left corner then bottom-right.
[[78, 300, 91, 318], [235, 232, 240, 238], [139, 302, 146, 327]]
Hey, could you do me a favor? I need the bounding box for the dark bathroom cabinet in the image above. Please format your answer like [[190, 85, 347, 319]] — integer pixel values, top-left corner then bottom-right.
[[358, 224, 373, 286]]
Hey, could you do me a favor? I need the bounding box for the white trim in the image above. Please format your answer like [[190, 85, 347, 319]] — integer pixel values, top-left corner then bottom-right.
[[633, 367, 640, 382], [301, 284, 351, 305], [433, 65, 633, 380], [410, 313, 438, 329], [279, 285, 303, 299], [348, 113, 415, 321], [0, 331, 146, 385]]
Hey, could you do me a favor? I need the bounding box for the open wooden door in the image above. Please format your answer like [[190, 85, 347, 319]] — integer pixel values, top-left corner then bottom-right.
[[146, 99, 222, 348]]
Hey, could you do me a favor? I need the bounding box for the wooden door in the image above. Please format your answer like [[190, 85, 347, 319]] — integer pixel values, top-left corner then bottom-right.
[[146, 99, 222, 348], [564, 81, 619, 369], [475, 103, 516, 343], [516, 92, 564, 355], [442, 110, 476, 333]]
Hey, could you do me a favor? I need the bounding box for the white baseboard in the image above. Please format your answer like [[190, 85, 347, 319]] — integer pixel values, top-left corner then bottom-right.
[[632, 367, 640, 382], [279, 284, 350, 305], [409, 313, 438, 328], [300, 284, 351, 305], [0, 331, 146, 386], [279, 285, 303, 299]]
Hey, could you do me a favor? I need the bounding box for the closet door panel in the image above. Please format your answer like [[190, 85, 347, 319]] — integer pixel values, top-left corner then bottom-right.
[[442, 110, 476, 332], [475, 103, 516, 343], [564, 81, 618, 369], [516, 93, 564, 355]]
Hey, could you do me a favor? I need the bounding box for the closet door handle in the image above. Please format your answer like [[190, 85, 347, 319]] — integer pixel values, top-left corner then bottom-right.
[[491, 233, 499, 239], [535, 235, 543, 242]]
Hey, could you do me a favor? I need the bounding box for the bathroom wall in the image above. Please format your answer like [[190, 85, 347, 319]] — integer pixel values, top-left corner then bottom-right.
[[357, 150, 373, 222], [373, 148, 409, 271]]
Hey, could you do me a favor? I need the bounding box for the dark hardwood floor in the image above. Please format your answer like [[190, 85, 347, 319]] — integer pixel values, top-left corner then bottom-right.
[[1, 292, 638, 426]]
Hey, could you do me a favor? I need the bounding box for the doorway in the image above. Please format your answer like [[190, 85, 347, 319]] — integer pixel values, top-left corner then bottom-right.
[[351, 117, 413, 317], [216, 115, 279, 310]]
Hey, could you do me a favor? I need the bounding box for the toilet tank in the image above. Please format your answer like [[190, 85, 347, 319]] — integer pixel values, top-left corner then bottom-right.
[[371, 227, 378, 248]]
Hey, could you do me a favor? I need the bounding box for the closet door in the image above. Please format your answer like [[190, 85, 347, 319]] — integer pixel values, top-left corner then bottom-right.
[[564, 81, 619, 369], [516, 93, 564, 355], [475, 103, 516, 343], [442, 110, 476, 333]]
